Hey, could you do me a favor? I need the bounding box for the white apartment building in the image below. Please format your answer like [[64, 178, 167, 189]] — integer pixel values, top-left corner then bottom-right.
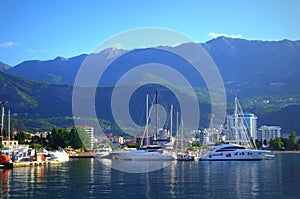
[[257, 125, 281, 144], [228, 113, 258, 140]]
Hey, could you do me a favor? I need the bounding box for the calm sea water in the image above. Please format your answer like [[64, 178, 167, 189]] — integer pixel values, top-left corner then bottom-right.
[[1, 153, 300, 198]]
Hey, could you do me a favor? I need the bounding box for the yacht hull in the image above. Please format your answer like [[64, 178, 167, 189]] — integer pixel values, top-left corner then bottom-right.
[[200, 144, 274, 161]]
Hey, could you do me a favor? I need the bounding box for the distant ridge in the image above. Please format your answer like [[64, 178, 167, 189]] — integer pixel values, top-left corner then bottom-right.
[[0, 61, 11, 71], [5, 37, 300, 98]]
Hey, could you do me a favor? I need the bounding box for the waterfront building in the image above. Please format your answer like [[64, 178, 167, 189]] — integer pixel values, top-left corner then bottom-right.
[[228, 113, 258, 140], [80, 126, 94, 150], [0, 138, 19, 149], [257, 125, 281, 144], [104, 133, 124, 145]]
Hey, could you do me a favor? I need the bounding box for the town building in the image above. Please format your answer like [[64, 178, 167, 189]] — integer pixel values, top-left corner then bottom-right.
[[0, 137, 19, 149], [228, 113, 258, 140], [257, 125, 281, 144]]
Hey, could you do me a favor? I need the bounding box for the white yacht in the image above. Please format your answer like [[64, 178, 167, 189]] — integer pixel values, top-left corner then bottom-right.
[[200, 143, 273, 161], [200, 96, 274, 161], [110, 145, 175, 161]]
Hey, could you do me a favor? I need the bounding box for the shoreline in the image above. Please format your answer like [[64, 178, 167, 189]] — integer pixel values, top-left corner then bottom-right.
[[272, 150, 300, 153]]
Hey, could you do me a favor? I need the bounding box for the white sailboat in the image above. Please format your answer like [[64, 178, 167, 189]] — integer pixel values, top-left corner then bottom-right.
[[200, 96, 274, 161], [175, 114, 195, 161], [110, 93, 176, 161]]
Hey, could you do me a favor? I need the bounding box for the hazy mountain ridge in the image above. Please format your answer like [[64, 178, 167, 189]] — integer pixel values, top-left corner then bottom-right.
[[201, 37, 300, 97], [6, 37, 300, 98], [7, 54, 87, 84]]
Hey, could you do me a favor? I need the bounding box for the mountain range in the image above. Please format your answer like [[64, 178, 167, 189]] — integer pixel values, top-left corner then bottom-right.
[[1, 37, 300, 135], [5, 37, 300, 98]]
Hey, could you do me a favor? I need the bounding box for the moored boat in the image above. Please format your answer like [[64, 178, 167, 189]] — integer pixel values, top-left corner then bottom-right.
[[200, 143, 273, 161], [95, 144, 112, 158], [49, 150, 70, 162], [176, 152, 195, 161], [110, 145, 176, 161], [200, 96, 274, 161], [110, 93, 176, 161]]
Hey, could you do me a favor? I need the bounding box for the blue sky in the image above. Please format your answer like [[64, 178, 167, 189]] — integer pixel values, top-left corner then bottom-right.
[[0, 0, 299, 66]]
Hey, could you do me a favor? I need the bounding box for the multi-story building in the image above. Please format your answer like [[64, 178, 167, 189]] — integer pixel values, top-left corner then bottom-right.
[[228, 113, 257, 140], [81, 126, 94, 150], [257, 125, 281, 144]]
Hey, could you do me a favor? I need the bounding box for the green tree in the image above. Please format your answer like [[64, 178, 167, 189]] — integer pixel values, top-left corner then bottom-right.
[[30, 143, 43, 150], [192, 142, 201, 147], [289, 131, 297, 150], [269, 137, 284, 150], [49, 127, 69, 150], [68, 127, 90, 150], [15, 132, 31, 144], [282, 138, 291, 150]]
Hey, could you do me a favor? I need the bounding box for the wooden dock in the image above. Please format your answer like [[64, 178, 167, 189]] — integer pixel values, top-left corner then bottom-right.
[[0, 160, 61, 169]]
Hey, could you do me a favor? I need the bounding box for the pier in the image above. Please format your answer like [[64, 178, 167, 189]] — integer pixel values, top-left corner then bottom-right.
[[0, 160, 61, 169]]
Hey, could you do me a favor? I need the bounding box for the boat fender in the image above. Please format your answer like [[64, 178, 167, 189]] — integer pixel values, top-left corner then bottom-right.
[[0, 154, 10, 163]]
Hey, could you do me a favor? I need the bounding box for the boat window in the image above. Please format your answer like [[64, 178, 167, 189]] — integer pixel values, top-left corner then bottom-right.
[[216, 149, 235, 152], [215, 146, 246, 152]]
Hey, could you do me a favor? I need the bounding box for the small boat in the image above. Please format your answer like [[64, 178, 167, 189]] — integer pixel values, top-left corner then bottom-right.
[[95, 144, 112, 158], [49, 150, 70, 162], [200, 143, 273, 161], [176, 152, 195, 161], [11, 148, 32, 162]]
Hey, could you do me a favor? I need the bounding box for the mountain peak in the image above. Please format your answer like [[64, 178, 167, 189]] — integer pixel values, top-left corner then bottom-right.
[[54, 56, 68, 61], [0, 61, 11, 71]]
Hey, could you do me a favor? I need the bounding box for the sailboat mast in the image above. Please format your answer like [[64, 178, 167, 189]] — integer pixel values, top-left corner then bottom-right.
[[234, 96, 238, 142], [181, 119, 184, 151], [8, 109, 10, 150], [175, 111, 179, 152], [170, 105, 173, 137], [155, 88, 158, 140], [146, 94, 149, 146]]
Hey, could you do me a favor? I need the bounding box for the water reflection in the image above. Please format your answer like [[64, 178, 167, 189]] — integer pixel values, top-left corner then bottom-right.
[[1, 154, 300, 198], [0, 169, 10, 198], [98, 158, 172, 173]]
